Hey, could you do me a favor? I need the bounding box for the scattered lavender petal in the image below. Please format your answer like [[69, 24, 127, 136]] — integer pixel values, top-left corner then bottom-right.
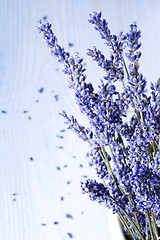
[[2, 110, 7, 114], [56, 135, 64, 139], [56, 146, 64, 149], [54, 94, 59, 101], [41, 223, 46, 226], [67, 232, 74, 238], [86, 152, 90, 158], [60, 129, 66, 133], [53, 221, 59, 225], [68, 43, 74, 47], [82, 175, 88, 178], [38, 87, 44, 93], [67, 180, 72, 184], [66, 213, 73, 219], [43, 16, 47, 20], [12, 193, 18, 196]]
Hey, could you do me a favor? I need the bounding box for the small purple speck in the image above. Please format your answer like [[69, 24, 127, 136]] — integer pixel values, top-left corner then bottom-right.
[[2, 110, 7, 114], [38, 88, 44, 93], [66, 213, 73, 219], [53, 221, 59, 225], [67, 232, 74, 238], [86, 152, 90, 158], [30, 157, 34, 161], [41, 223, 46, 226], [67, 180, 72, 184], [68, 43, 74, 47], [60, 129, 66, 133], [57, 146, 63, 149], [60, 196, 64, 201], [82, 175, 88, 178], [54, 94, 59, 101], [12, 193, 17, 196], [56, 166, 61, 171], [43, 16, 47, 20], [56, 135, 64, 139]]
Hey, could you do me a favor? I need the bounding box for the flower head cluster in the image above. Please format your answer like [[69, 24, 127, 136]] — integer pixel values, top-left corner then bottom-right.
[[37, 13, 160, 240]]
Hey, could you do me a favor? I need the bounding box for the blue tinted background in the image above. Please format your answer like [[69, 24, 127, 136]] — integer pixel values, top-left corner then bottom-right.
[[0, 0, 160, 239]]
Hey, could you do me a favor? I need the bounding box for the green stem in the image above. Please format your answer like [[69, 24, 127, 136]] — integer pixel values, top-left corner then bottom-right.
[[122, 56, 144, 124], [129, 193, 142, 232], [145, 212, 149, 240], [100, 145, 127, 201], [100, 146, 119, 189], [146, 211, 155, 240], [146, 172, 159, 240], [122, 57, 129, 79], [137, 95, 144, 122], [118, 206, 145, 240], [117, 132, 126, 154], [101, 138, 143, 238], [100, 145, 145, 239], [102, 180, 136, 240], [151, 210, 159, 240], [118, 212, 137, 240], [134, 109, 142, 125]]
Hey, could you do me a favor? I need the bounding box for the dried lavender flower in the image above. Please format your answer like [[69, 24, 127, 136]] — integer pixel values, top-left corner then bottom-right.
[[37, 12, 160, 240]]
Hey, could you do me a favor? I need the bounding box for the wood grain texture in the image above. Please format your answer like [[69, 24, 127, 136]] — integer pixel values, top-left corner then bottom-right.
[[1, 0, 160, 239]]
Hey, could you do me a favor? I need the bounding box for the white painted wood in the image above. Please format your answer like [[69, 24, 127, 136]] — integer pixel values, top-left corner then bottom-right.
[[1, 0, 160, 239]]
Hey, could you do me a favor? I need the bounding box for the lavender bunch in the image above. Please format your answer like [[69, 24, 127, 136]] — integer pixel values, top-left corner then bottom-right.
[[37, 12, 160, 240]]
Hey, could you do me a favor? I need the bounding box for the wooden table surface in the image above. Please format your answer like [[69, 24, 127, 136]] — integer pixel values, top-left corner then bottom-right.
[[1, 0, 160, 239]]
